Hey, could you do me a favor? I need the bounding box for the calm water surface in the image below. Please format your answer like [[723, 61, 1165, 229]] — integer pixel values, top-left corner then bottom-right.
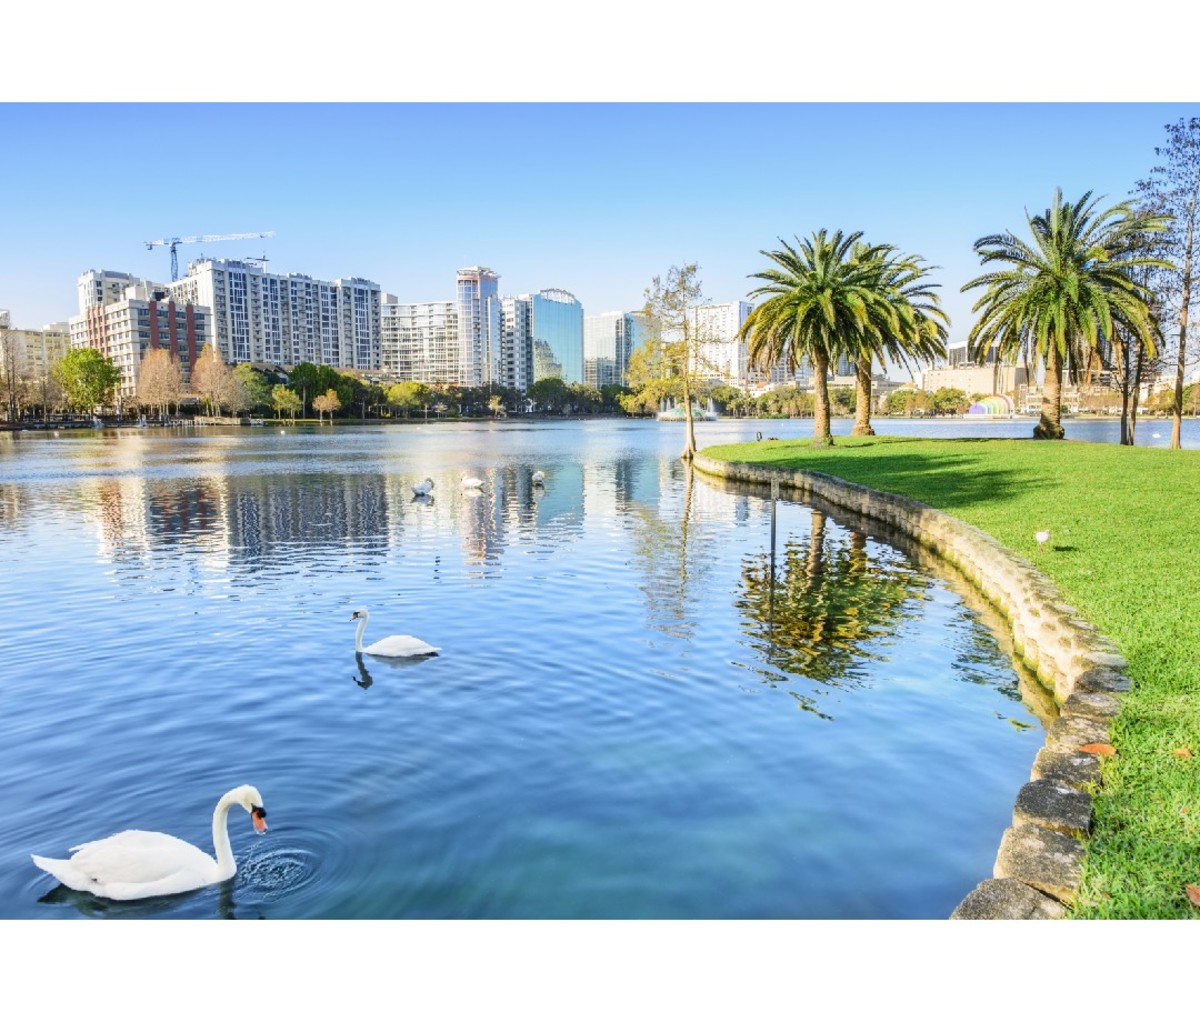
[[0, 418, 1066, 919]]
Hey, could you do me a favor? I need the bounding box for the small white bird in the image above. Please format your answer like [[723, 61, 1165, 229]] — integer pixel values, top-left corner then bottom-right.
[[460, 472, 484, 489], [1036, 529, 1051, 551], [31, 785, 267, 901], [531, 470, 546, 485], [351, 608, 439, 658], [412, 478, 434, 497]]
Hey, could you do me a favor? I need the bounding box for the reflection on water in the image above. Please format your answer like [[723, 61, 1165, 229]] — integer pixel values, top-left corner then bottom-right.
[[0, 422, 1053, 919], [737, 509, 931, 717], [38, 876, 241, 920]]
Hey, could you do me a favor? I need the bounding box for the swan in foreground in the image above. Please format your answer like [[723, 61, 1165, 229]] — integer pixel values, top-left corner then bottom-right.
[[31, 785, 267, 901], [531, 470, 545, 485], [351, 607, 440, 658], [460, 472, 484, 489], [412, 478, 434, 497]]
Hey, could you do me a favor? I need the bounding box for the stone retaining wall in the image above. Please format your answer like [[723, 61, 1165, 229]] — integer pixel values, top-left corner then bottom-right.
[[693, 453, 1131, 919]]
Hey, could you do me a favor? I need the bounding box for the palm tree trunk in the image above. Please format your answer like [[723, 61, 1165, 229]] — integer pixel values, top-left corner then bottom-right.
[[1034, 344, 1066, 439], [812, 349, 833, 446], [851, 357, 875, 436], [1113, 334, 1132, 446]]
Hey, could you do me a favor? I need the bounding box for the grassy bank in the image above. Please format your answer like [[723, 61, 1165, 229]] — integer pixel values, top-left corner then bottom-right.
[[701, 434, 1200, 919]]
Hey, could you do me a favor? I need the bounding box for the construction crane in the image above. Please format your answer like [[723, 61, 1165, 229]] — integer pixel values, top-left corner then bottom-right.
[[145, 231, 275, 281]]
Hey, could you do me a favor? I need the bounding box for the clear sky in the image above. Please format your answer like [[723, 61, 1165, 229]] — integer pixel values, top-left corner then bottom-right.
[[3, 103, 1195, 367], [2, 4, 1197, 383]]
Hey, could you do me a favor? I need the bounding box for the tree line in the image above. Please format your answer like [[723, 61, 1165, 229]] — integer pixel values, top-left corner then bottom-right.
[[10, 119, 1196, 446], [633, 116, 1199, 456]]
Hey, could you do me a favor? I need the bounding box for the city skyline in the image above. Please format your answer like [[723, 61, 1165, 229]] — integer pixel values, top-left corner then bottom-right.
[[3, 103, 1197, 384]]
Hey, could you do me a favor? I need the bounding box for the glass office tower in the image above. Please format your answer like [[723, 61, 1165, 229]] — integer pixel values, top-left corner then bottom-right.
[[530, 289, 583, 385]]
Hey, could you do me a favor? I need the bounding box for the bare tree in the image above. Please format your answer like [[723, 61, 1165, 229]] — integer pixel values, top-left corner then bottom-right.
[[642, 263, 706, 460], [1137, 117, 1200, 449], [191, 342, 243, 416], [312, 388, 341, 423], [0, 325, 23, 422], [136, 348, 182, 421]]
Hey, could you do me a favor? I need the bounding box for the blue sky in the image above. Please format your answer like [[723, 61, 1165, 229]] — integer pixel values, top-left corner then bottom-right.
[[3, 103, 1194, 353]]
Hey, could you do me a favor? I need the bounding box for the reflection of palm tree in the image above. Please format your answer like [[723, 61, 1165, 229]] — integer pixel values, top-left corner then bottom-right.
[[737, 509, 930, 701]]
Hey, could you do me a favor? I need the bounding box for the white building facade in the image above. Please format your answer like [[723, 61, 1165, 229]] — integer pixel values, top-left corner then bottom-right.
[[499, 295, 533, 392], [922, 342, 1029, 395], [380, 300, 459, 384], [170, 258, 381, 369], [686, 300, 793, 391], [69, 280, 212, 402], [456, 266, 501, 388]]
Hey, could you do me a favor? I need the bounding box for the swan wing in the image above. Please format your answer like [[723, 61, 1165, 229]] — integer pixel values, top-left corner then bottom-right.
[[364, 634, 440, 658], [50, 830, 217, 889]]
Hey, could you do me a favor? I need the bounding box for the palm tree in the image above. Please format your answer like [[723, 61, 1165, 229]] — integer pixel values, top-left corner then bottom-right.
[[740, 231, 899, 447], [847, 247, 949, 436], [963, 188, 1169, 439]]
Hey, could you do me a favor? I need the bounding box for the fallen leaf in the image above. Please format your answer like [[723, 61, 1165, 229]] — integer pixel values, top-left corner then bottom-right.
[[1172, 747, 1193, 758], [1080, 742, 1116, 756], [1186, 885, 1200, 909]]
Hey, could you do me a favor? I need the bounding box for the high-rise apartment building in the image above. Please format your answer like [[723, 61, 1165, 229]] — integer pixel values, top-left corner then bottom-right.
[[77, 270, 141, 312], [380, 300, 459, 384], [499, 296, 533, 392], [171, 258, 381, 369], [583, 310, 645, 388], [456, 266, 500, 388], [69, 280, 212, 402], [0, 316, 73, 418], [686, 301, 771, 389]]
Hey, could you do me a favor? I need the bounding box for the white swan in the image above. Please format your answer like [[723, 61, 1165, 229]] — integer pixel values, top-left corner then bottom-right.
[[412, 478, 434, 496], [460, 472, 484, 489], [31, 785, 267, 901], [351, 607, 439, 658], [531, 470, 545, 485]]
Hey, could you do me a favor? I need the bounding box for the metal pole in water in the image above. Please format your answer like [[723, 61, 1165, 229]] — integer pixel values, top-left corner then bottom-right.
[[770, 477, 779, 565], [768, 477, 779, 632]]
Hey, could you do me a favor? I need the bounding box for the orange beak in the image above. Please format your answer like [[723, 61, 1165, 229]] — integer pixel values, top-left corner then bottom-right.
[[252, 807, 268, 833]]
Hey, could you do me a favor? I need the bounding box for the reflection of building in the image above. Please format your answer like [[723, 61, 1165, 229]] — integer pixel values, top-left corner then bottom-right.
[[69, 278, 212, 402], [584, 311, 645, 388]]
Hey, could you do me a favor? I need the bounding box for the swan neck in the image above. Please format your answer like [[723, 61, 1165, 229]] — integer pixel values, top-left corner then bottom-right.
[[212, 793, 237, 877], [355, 613, 367, 653]]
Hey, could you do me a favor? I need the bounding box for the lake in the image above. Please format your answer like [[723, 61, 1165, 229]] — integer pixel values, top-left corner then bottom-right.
[[0, 416, 1079, 918]]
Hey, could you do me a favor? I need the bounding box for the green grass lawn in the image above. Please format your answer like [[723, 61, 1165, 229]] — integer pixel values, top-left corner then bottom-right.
[[702, 434, 1200, 919]]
